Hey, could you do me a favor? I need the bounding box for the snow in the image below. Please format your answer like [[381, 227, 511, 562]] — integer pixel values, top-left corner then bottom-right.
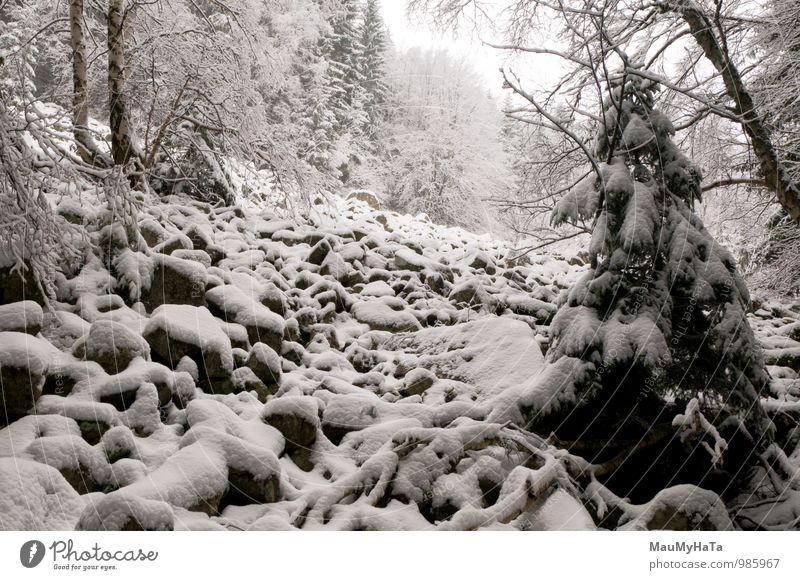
[[382, 316, 545, 400], [620, 181, 660, 254], [24, 434, 111, 483], [0, 414, 79, 457], [83, 319, 151, 372], [0, 457, 85, 530], [393, 248, 443, 272], [113, 249, 153, 302], [0, 120, 791, 532], [672, 398, 728, 465], [517, 488, 596, 531], [35, 396, 120, 428], [552, 171, 600, 226], [119, 439, 229, 511]]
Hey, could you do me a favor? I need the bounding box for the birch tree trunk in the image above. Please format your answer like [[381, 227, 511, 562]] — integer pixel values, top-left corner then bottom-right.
[[69, 0, 103, 164], [662, 0, 800, 221], [107, 0, 136, 167]]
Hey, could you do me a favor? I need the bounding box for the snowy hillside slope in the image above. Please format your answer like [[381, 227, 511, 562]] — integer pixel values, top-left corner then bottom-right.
[[2, 180, 800, 531]]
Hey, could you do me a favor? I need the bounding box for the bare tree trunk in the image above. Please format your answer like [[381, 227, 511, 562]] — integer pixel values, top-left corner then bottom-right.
[[69, 0, 103, 164], [664, 0, 800, 221], [107, 0, 136, 167]]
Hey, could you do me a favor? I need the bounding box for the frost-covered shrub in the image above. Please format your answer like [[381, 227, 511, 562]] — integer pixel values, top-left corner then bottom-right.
[[0, 100, 84, 303]]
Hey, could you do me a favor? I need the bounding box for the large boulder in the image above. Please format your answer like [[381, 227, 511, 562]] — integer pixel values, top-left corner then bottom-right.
[[351, 300, 421, 333], [76, 493, 175, 531], [0, 301, 43, 335], [142, 305, 233, 386], [346, 189, 381, 209], [205, 285, 284, 351], [619, 485, 733, 531], [0, 332, 52, 425], [262, 397, 319, 452], [142, 253, 207, 310], [307, 238, 334, 266], [399, 367, 437, 397], [78, 320, 150, 375], [245, 342, 282, 394], [0, 458, 84, 530]]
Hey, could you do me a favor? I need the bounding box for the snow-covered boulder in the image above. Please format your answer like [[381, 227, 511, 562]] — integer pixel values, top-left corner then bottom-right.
[[360, 280, 395, 298], [399, 368, 437, 397], [619, 484, 732, 531], [76, 493, 175, 531], [0, 332, 52, 424], [321, 392, 379, 444], [245, 342, 282, 394], [307, 237, 335, 266], [142, 253, 207, 310], [351, 300, 421, 333], [262, 397, 319, 452], [77, 319, 150, 375], [142, 305, 234, 383], [0, 300, 43, 334], [0, 458, 85, 530], [206, 284, 284, 350], [383, 316, 545, 400], [25, 434, 111, 494], [346, 189, 381, 210], [448, 278, 496, 309]]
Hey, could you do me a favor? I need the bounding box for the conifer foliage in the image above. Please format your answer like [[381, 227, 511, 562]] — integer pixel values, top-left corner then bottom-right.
[[300, 0, 389, 179], [546, 76, 773, 452]]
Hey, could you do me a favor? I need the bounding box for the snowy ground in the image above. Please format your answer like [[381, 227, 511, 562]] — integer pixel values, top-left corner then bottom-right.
[[1, 186, 800, 531]]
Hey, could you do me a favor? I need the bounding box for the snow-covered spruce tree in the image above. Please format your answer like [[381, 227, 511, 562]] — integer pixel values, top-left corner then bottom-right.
[[541, 76, 773, 486], [326, 0, 366, 135], [299, 59, 339, 172], [296, 0, 365, 181], [358, 0, 389, 142]]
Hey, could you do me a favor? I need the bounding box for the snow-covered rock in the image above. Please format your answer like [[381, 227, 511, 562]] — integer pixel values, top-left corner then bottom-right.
[[77, 319, 150, 374], [143, 305, 234, 384], [0, 332, 53, 424], [0, 458, 85, 530], [0, 301, 43, 334]]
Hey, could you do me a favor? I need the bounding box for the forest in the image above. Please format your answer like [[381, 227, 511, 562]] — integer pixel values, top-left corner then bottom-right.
[[1, 0, 800, 532]]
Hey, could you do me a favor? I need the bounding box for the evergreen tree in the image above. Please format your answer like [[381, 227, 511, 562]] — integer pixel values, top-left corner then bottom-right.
[[301, 69, 338, 171], [326, 0, 366, 137], [542, 75, 773, 466], [0, 1, 40, 106], [358, 0, 389, 141]]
